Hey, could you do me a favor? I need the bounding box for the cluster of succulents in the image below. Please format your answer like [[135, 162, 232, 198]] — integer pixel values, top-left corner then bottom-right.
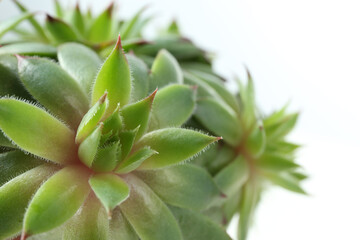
[[0, 1, 307, 240]]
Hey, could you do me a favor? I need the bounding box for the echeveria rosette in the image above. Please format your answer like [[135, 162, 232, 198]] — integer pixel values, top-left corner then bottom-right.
[[0, 35, 229, 240], [187, 70, 306, 240]]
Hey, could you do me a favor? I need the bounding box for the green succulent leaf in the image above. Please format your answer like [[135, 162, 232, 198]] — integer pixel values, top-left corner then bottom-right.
[[137, 128, 220, 169], [0, 130, 14, 148], [103, 104, 123, 135], [87, 4, 113, 43], [0, 55, 32, 99], [127, 54, 149, 102], [136, 164, 221, 210], [92, 141, 121, 172], [119, 127, 139, 161], [76, 93, 107, 143], [0, 12, 34, 38], [120, 174, 183, 240], [170, 206, 232, 240], [78, 124, 103, 167], [89, 173, 130, 214], [121, 90, 156, 140], [58, 43, 102, 96], [149, 84, 196, 131], [0, 150, 43, 186], [23, 166, 91, 236], [17, 56, 89, 128], [63, 196, 109, 240], [265, 113, 299, 140], [54, 0, 64, 18], [92, 35, 131, 113], [258, 153, 299, 172], [236, 72, 256, 128], [263, 171, 306, 194], [196, 98, 242, 146], [149, 49, 183, 91], [45, 15, 79, 44], [245, 122, 266, 157], [120, 7, 146, 40], [0, 99, 77, 164], [0, 165, 57, 239], [69, 5, 85, 35], [110, 208, 138, 240], [214, 156, 249, 197], [0, 43, 56, 57], [116, 146, 158, 174]]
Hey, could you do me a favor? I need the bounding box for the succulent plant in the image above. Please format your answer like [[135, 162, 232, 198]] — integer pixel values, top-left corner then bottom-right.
[[0, 1, 307, 240], [0, 34, 234, 240]]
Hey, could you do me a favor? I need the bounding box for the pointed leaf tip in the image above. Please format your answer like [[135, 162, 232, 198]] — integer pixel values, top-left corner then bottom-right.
[[99, 92, 108, 103], [115, 34, 123, 49]]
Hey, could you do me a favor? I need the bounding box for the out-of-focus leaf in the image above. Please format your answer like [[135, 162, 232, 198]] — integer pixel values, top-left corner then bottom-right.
[[127, 54, 149, 102], [0, 130, 14, 148], [45, 15, 78, 44], [136, 128, 220, 169], [69, 5, 85, 35], [58, 43, 102, 96], [23, 166, 91, 235], [87, 4, 113, 43], [0, 43, 56, 57], [120, 174, 182, 240], [89, 173, 130, 214], [18, 56, 89, 128], [0, 150, 43, 186], [0, 165, 57, 239], [92, 35, 131, 114], [0, 12, 34, 38], [265, 113, 298, 140], [0, 99, 77, 164], [263, 171, 306, 194], [214, 156, 249, 197], [258, 153, 299, 172], [136, 164, 221, 210], [63, 196, 109, 240], [110, 208, 138, 240], [170, 206, 231, 240], [149, 84, 196, 131], [54, 0, 64, 18], [245, 122, 266, 157], [120, 7, 146, 40], [116, 147, 157, 174], [196, 98, 241, 146], [149, 49, 183, 91]]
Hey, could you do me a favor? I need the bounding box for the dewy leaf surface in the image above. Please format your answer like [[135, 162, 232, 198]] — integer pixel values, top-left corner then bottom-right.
[[0, 165, 57, 239], [58, 43, 102, 96], [23, 166, 91, 235], [120, 174, 183, 240], [92, 35, 131, 113], [0, 99, 77, 164], [89, 173, 130, 214], [137, 128, 219, 169], [136, 164, 221, 210], [170, 206, 232, 240], [18, 57, 89, 129], [63, 196, 109, 240], [149, 84, 196, 131]]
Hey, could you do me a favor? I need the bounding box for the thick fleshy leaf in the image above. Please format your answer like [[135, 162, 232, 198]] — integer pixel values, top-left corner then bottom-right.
[[0, 130, 14, 148], [89, 173, 130, 214], [110, 208, 138, 240], [0, 12, 34, 38], [265, 113, 299, 140], [258, 154, 299, 171], [103, 104, 123, 135], [69, 5, 85, 35], [0, 165, 56, 239], [0, 150, 43, 186], [184, 71, 221, 100], [76, 93, 107, 143], [92, 141, 120, 172], [23, 166, 91, 236], [263, 171, 306, 194], [119, 127, 139, 161], [63, 196, 109, 240], [121, 90, 156, 140], [116, 147, 157, 174], [0, 43, 56, 57], [120, 174, 183, 240], [214, 156, 249, 197], [45, 15, 78, 44], [195, 98, 242, 146], [87, 4, 113, 43], [18, 56, 89, 128], [92, 35, 131, 113], [149, 49, 183, 91], [0, 55, 31, 99], [58, 43, 102, 95], [136, 164, 221, 210], [203, 144, 235, 175], [78, 124, 103, 167], [127, 54, 149, 102], [238, 181, 260, 240], [0, 99, 77, 164], [136, 128, 220, 169], [170, 206, 231, 240], [149, 84, 196, 131], [222, 191, 242, 225], [245, 122, 266, 157]]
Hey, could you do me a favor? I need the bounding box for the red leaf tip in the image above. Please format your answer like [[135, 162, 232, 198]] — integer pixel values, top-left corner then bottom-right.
[[215, 136, 223, 142], [99, 92, 108, 103], [115, 34, 123, 50], [147, 88, 158, 103]]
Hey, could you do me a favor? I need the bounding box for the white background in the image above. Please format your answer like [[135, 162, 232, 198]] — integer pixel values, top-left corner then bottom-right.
[[1, 0, 360, 239]]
